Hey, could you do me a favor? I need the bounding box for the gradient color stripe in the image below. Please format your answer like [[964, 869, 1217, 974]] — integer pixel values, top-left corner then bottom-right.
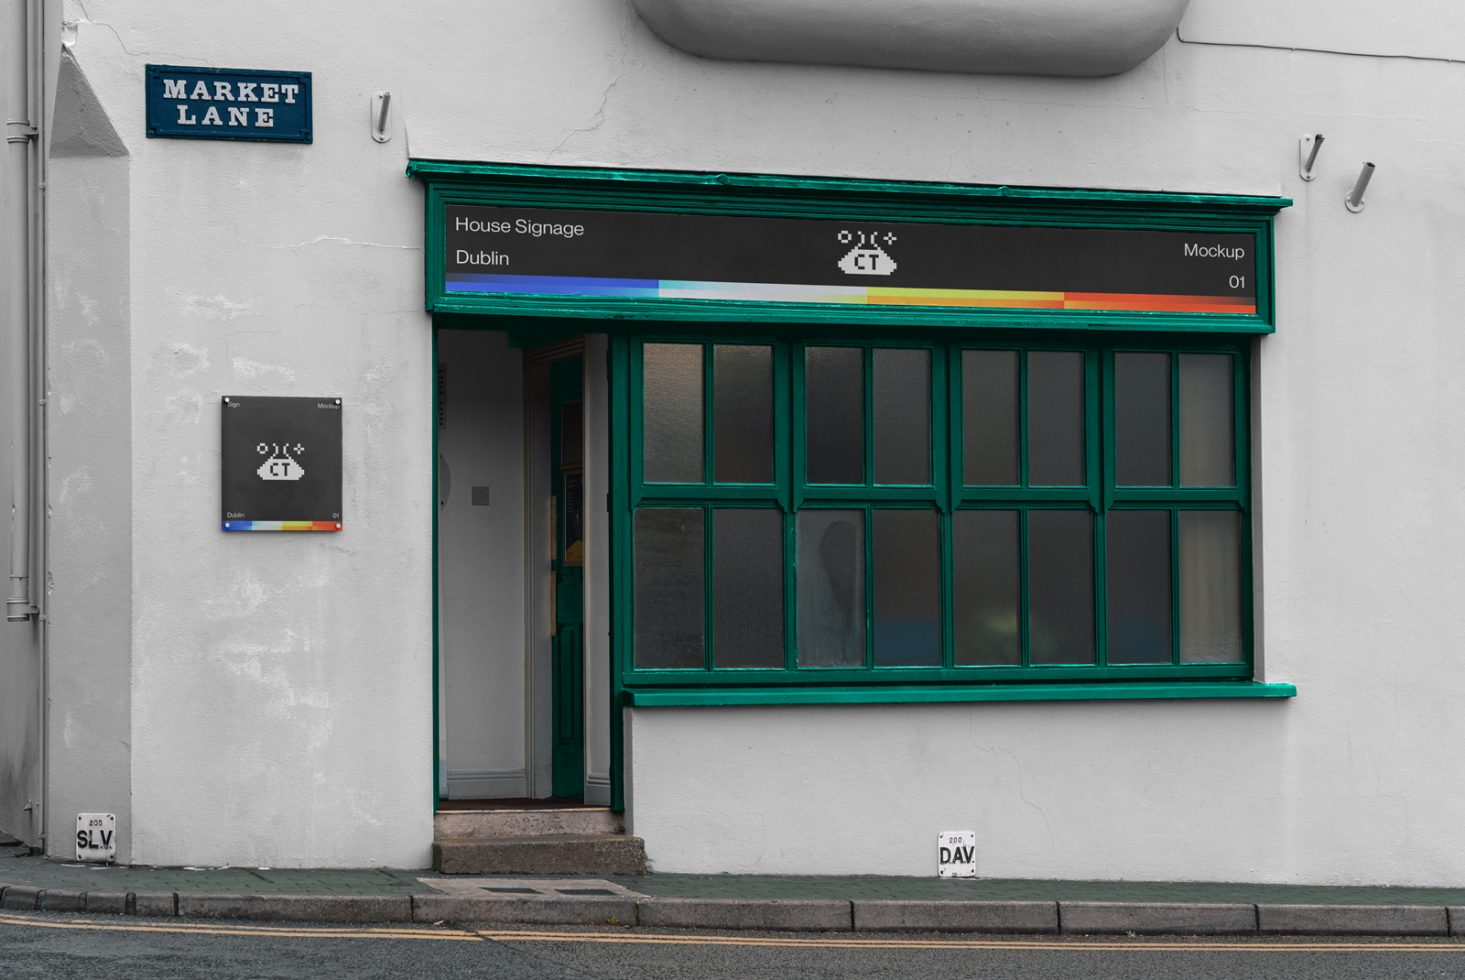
[[223, 520, 341, 532], [446, 274, 1256, 315]]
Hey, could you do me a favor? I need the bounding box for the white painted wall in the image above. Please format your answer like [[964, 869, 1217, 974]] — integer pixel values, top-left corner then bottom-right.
[[39, 0, 1465, 878], [436, 330, 526, 798]]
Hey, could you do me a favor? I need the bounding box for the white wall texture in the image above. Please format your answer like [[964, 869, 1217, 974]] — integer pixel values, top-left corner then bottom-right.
[[41, 0, 1465, 878]]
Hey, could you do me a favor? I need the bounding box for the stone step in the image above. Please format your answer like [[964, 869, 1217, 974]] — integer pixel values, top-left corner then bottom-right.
[[434, 807, 622, 839], [433, 834, 647, 876]]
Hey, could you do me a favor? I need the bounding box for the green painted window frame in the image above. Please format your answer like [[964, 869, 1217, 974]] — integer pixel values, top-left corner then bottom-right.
[[409, 160, 1290, 334], [616, 329, 1265, 697]]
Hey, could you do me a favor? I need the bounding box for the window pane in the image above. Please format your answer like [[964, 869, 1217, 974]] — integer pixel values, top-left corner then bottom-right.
[[963, 350, 1019, 486], [1028, 351, 1084, 486], [714, 345, 773, 484], [1180, 510, 1243, 663], [1028, 511, 1095, 664], [954, 510, 1020, 666], [1180, 354, 1235, 487], [633, 508, 704, 668], [1106, 510, 1172, 664], [796, 509, 865, 667], [874, 348, 930, 485], [713, 509, 784, 668], [643, 343, 703, 483], [1115, 352, 1171, 486], [873, 509, 941, 666], [805, 347, 864, 484]]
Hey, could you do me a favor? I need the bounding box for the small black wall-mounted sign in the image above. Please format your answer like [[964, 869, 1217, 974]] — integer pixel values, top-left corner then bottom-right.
[[146, 64, 312, 143], [222, 396, 342, 531]]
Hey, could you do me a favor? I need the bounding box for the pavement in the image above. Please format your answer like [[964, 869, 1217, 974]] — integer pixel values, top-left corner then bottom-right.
[[4, 848, 1465, 937]]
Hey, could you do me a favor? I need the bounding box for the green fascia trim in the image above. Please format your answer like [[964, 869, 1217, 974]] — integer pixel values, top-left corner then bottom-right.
[[407, 160, 1293, 213], [624, 681, 1296, 707], [429, 297, 1275, 335]]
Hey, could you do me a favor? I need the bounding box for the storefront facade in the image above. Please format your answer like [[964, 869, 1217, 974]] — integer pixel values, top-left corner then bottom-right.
[[4, 0, 1465, 882]]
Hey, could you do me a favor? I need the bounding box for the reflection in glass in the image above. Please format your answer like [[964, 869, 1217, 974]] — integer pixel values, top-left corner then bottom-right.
[[1116, 352, 1171, 486], [643, 343, 704, 483], [1180, 354, 1235, 487], [714, 345, 773, 484], [797, 510, 865, 666], [874, 349, 930, 485], [713, 509, 784, 668], [963, 350, 1019, 486], [1028, 351, 1084, 486], [806, 347, 864, 484], [1106, 510, 1172, 664], [1028, 511, 1095, 664], [873, 509, 941, 665], [633, 509, 704, 668], [1180, 510, 1243, 662], [954, 510, 1020, 665]]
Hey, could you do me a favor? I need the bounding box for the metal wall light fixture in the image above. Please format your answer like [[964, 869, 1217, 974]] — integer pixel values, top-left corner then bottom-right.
[[371, 91, 392, 143], [1345, 161, 1375, 213], [1298, 133, 1324, 181]]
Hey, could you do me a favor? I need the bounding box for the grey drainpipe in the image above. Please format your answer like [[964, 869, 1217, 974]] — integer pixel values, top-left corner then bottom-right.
[[5, 0, 48, 848], [4, 0, 36, 624]]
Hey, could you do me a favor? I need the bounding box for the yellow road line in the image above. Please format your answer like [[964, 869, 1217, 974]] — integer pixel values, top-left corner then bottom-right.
[[3, 912, 1462, 954], [0, 912, 481, 942], [478, 928, 1465, 953]]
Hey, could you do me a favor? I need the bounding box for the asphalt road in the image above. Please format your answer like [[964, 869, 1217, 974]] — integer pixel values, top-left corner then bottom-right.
[[4, 912, 1465, 979]]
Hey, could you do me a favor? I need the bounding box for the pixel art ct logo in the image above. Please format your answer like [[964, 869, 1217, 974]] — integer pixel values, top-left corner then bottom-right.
[[837, 229, 899, 276]]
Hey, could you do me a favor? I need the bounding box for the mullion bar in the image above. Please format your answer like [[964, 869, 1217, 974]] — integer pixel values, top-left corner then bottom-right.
[[1018, 349, 1030, 488], [864, 505, 875, 669], [703, 503, 715, 671]]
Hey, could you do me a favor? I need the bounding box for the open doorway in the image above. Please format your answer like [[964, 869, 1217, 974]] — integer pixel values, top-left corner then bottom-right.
[[434, 328, 612, 810]]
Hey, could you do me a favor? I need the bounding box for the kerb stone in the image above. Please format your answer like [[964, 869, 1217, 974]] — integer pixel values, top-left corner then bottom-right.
[[854, 900, 1058, 934], [638, 898, 852, 932], [413, 894, 637, 926], [1060, 901, 1257, 935], [1258, 904, 1447, 936], [1, 886, 40, 911], [176, 894, 413, 923]]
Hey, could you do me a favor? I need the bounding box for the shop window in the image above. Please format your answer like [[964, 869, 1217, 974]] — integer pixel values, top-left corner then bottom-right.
[[625, 336, 1250, 687]]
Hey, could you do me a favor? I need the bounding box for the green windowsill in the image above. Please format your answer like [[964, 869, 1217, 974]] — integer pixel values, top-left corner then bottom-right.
[[623, 681, 1296, 707]]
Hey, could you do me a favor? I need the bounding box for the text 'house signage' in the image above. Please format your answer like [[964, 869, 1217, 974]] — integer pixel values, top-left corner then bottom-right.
[[442, 204, 1258, 316], [147, 65, 312, 143], [221, 396, 342, 531]]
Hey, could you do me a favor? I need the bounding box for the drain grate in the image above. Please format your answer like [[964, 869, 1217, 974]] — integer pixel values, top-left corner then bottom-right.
[[482, 887, 541, 894]]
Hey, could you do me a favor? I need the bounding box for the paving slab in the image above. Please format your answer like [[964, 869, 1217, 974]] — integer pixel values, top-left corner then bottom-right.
[[1258, 903, 1447, 936], [638, 897, 852, 932], [1060, 901, 1256, 935], [413, 894, 637, 926], [176, 894, 413, 923], [854, 900, 1057, 933]]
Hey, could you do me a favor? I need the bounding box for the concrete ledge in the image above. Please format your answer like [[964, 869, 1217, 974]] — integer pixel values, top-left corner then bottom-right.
[[1258, 904, 1447, 936], [37, 889, 85, 913], [176, 894, 414, 923], [1, 886, 40, 911], [84, 891, 128, 915], [638, 898, 852, 932], [130, 892, 177, 917], [854, 900, 1057, 934], [1060, 902, 1257, 935], [413, 894, 637, 926]]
